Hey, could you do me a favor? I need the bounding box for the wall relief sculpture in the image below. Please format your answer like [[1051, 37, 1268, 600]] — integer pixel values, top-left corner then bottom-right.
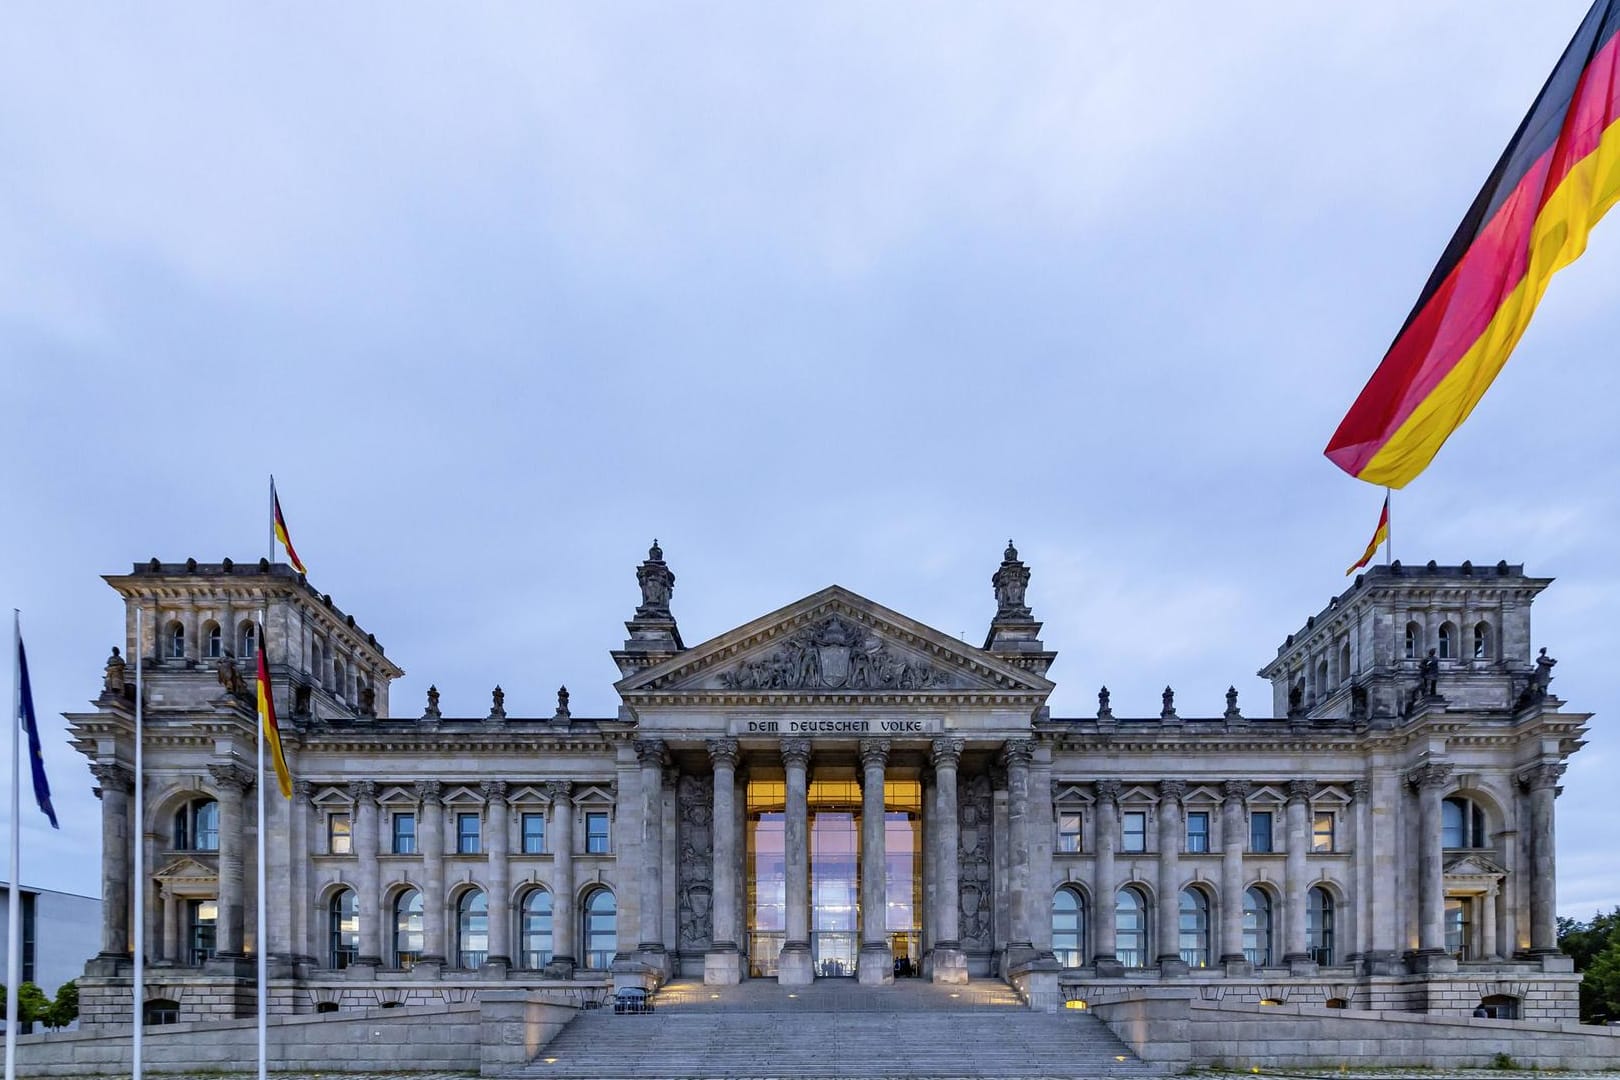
[[958, 772, 994, 952], [716, 614, 955, 691], [677, 773, 714, 953]]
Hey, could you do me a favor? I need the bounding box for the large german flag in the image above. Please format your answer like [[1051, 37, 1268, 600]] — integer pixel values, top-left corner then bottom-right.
[[1327, 1, 1620, 488], [256, 626, 293, 799]]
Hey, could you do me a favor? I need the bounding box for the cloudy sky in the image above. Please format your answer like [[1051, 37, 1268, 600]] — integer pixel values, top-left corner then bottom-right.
[[3, 3, 1617, 921]]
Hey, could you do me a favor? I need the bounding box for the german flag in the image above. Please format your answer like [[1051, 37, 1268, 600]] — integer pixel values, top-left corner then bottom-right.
[[1346, 494, 1391, 576], [256, 627, 293, 799], [1327, 2, 1620, 488], [272, 480, 307, 575]]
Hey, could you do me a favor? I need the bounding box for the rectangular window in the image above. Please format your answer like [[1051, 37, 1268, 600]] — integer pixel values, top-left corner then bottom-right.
[[328, 812, 352, 855], [392, 812, 416, 855], [586, 811, 610, 854], [522, 812, 547, 855], [1249, 811, 1274, 853], [1057, 812, 1083, 853], [1185, 811, 1210, 854], [188, 899, 218, 966], [1121, 811, 1147, 853], [457, 812, 481, 855], [1312, 811, 1335, 853]]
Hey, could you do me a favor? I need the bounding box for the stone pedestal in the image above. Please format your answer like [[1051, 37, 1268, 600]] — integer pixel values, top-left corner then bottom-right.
[[704, 948, 743, 985], [930, 944, 969, 985], [1095, 957, 1127, 978], [1159, 958, 1190, 978], [1286, 955, 1319, 977], [1359, 949, 1402, 976], [1220, 956, 1251, 978], [777, 942, 814, 985], [857, 943, 894, 986], [1409, 950, 1458, 974], [409, 959, 445, 980]]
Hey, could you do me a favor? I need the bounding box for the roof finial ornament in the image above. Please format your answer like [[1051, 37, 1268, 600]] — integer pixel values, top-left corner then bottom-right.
[[636, 539, 676, 619], [992, 540, 1032, 621]]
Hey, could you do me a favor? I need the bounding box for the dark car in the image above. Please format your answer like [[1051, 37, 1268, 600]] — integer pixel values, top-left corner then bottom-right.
[[613, 987, 654, 1015]]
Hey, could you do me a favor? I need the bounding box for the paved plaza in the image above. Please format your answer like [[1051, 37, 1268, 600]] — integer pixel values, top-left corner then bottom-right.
[[55, 1070, 1620, 1080]]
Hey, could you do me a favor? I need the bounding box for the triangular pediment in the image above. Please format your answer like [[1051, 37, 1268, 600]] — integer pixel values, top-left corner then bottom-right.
[[154, 856, 216, 885], [616, 586, 1053, 704], [1444, 851, 1508, 878]]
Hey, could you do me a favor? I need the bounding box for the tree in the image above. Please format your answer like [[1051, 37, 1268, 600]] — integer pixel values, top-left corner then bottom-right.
[[41, 980, 78, 1031], [1559, 905, 1620, 1022]]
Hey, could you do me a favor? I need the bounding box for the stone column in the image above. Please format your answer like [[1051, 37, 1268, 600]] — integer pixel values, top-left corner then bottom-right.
[[1482, 883, 1500, 960], [1219, 781, 1248, 972], [1366, 769, 1402, 972], [484, 781, 511, 974], [1001, 740, 1034, 969], [1410, 763, 1453, 966], [1028, 740, 1058, 964], [858, 738, 892, 986], [417, 781, 446, 971], [546, 783, 576, 977], [635, 739, 668, 975], [1522, 763, 1565, 956], [920, 765, 936, 958], [661, 768, 680, 969], [990, 765, 1011, 957], [291, 780, 313, 964], [209, 762, 252, 959], [352, 780, 382, 968], [778, 738, 814, 985], [1283, 780, 1314, 972], [91, 763, 134, 962], [1157, 780, 1187, 974], [705, 739, 742, 984], [162, 888, 180, 964], [1094, 780, 1122, 974], [930, 737, 967, 984]]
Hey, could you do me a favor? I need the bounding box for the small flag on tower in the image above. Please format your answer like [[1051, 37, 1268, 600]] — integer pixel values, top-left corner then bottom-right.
[[16, 627, 59, 829], [256, 627, 292, 799], [272, 480, 307, 574], [1346, 494, 1391, 576], [1326, 0, 1620, 488]]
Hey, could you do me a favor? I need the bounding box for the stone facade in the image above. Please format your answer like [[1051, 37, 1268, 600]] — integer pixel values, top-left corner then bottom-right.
[[64, 545, 1589, 1030]]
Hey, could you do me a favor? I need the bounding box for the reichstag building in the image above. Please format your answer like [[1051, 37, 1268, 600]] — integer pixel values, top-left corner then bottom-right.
[[67, 542, 1586, 1027]]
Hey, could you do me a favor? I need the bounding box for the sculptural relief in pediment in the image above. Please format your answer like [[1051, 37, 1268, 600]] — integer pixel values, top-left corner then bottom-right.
[[713, 614, 957, 692]]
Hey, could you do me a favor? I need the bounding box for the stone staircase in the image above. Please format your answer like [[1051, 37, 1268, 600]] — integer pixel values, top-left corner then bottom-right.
[[510, 978, 1165, 1078]]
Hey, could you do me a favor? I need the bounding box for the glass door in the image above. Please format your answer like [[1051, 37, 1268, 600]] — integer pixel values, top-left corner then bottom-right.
[[811, 806, 859, 976]]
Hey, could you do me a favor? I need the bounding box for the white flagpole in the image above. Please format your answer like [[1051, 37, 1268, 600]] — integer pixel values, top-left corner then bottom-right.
[[6, 610, 22, 1080], [133, 608, 144, 1080], [258, 476, 272, 1080], [1385, 488, 1394, 566]]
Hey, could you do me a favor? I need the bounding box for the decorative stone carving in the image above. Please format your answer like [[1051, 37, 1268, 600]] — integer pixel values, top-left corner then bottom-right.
[[1287, 779, 1316, 803], [546, 780, 573, 804], [1222, 780, 1251, 805], [293, 779, 313, 803], [1000, 738, 1034, 769], [102, 647, 126, 697], [1095, 779, 1122, 805], [991, 541, 1032, 620], [780, 738, 812, 770], [207, 762, 253, 795], [676, 773, 714, 953], [1224, 686, 1241, 719], [489, 686, 506, 721], [481, 780, 508, 804], [635, 540, 676, 619], [1097, 685, 1112, 719], [1517, 648, 1558, 707], [415, 780, 444, 805], [215, 652, 247, 700], [706, 738, 740, 770], [858, 738, 890, 771], [1160, 780, 1188, 803], [1420, 650, 1441, 697], [90, 762, 134, 794], [1351, 779, 1371, 800], [424, 684, 441, 720], [716, 614, 955, 691], [957, 772, 994, 951], [1407, 763, 1453, 791], [555, 686, 570, 720], [1518, 762, 1566, 791], [350, 779, 378, 803], [1161, 686, 1177, 719], [635, 739, 668, 768], [931, 737, 964, 769]]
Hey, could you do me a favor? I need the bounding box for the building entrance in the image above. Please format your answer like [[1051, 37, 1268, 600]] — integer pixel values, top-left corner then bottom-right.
[[745, 774, 922, 979]]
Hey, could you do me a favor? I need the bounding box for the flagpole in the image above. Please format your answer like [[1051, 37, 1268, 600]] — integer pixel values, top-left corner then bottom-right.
[[1385, 488, 1394, 565], [258, 476, 273, 1080], [133, 608, 144, 1080], [6, 611, 22, 1080]]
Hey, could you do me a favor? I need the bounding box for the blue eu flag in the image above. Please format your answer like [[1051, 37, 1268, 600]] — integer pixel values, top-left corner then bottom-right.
[[17, 633, 58, 829]]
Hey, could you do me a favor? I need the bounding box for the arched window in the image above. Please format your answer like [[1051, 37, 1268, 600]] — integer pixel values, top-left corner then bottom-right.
[[1473, 621, 1491, 660], [334, 658, 347, 700], [521, 889, 554, 969], [315, 1001, 339, 1014], [205, 622, 223, 659], [1243, 887, 1273, 967], [143, 999, 180, 1026], [173, 798, 220, 851], [1178, 888, 1211, 968], [239, 621, 257, 659], [1115, 886, 1149, 968], [1479, 993, 1519, 1019], [1404, 622, 1420, 660], [1339, 642, 1352, 683], [329, 889, 358, 970], [1438, 622, 1456, 660], [392, 889, 424, 969], [1442, 797, 1488, 849], [1052, 887, 1085, 968], [1307, 886, 1334, 965], [583, 889, 617, 970], [457, 889, 488, 969], [167, 621, 186, 659]]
